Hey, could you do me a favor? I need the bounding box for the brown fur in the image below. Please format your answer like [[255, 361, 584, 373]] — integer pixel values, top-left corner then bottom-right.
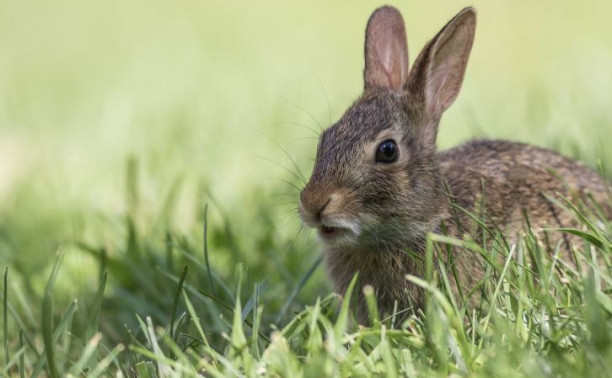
[[298, 6, 611, 323]]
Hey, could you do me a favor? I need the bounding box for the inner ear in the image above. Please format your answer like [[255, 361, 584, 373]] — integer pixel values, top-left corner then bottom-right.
[[364, 6, 409, 92], [407, 7, 476, 120]]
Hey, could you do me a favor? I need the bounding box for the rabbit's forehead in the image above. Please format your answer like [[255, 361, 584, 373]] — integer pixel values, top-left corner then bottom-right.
[[320, 92, 406, 151]]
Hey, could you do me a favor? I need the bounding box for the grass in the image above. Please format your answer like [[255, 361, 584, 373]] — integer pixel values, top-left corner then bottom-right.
[[1, 183, 610, 376], [0, 0, 612, 376]]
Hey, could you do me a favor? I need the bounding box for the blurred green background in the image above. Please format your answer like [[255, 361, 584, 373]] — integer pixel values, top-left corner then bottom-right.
[[0, 0, 611, 313]]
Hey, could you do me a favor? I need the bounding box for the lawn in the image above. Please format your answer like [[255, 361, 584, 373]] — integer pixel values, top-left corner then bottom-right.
[[0, 0, 611, 376]]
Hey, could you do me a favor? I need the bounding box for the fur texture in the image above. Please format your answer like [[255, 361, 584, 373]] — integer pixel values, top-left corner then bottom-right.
[[298, 6, 611, 323]]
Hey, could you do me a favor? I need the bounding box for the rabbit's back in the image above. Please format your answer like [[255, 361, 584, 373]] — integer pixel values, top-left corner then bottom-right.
[[438, 139, 611, 249]]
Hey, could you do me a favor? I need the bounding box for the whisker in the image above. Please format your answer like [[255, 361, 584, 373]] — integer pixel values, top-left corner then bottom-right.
[[256, 132, 309, 185], [290, 136, 320, 142], [256, 158, 306, 187], [275, 95, 324, 132], [308, 61, 332, 126], [271, 121, 320, 136], [270, 193, 300, 200]]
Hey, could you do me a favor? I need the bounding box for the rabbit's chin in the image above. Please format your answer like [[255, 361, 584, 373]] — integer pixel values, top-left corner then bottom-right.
[[319, 216, 433, 253], [317, 226, 358, 246], [315, 218, 362, 247]]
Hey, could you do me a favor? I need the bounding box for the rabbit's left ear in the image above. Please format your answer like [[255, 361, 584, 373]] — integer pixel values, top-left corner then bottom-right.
[[364, 6, 409, 92], [407, 7, 476, 121]]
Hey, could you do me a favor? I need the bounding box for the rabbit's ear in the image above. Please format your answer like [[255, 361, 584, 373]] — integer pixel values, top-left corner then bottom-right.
[[407, 7, 476, 122], [364, 6, 409, 92]]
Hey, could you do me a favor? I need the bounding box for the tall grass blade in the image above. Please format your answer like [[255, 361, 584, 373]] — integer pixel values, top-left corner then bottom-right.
[[70, 333, 102, 375], [170, 265, 188, 340], [380, 326, 398, 378], [203, 204, 215, 293], [230, 266, 247, 351], [3, 267, 8, 367], [126, 156, 139, 217], [85, 271, 107, 343], [363, 285, 380, 325], [19, 331, 24, 378], [126, 157, 140, 259], [275, 253, 323, 324], [88, 343, 125, 378], [1, 296, 39, 359], [41, 251, 65, 378], [31, 299, 77, 378], [182, 291, 210, 347], [146, 317, 171, 376], [334, 273, 358, 340]]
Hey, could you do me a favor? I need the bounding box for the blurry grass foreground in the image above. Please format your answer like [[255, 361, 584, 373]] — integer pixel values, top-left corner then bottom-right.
[[1, 169, 611, 376]]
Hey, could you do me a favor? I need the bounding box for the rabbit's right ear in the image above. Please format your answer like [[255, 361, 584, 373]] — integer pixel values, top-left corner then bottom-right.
[[364, 6, 409, 92], [407, 7, 476, 126]]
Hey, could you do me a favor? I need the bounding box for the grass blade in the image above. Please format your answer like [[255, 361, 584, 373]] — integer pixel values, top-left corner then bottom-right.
[[334, 273, 358, 340], [3, 267, 8, 367], [170, 265, 188, 340], [88, 343, 125, 378], [275, 254, 323, 324], [41, 251, 65, 378], [85, 271, 107, 343], [182, 290, 210, 347], [203, 204, 216, 293], [70, 333, 103, 375], [19, 331, 24, 378], [31, 299, 77, 378]]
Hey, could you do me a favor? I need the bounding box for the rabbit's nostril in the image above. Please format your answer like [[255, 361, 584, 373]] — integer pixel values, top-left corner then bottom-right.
[[316, 197, 332, 218], [300, 189, 331, 217]]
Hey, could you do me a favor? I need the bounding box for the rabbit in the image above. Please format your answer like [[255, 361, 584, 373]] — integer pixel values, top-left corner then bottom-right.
[[298, 6, 611, 323]]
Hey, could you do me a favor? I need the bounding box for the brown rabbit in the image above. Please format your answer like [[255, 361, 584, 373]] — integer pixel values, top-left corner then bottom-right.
[[298, 6, 611, 323]]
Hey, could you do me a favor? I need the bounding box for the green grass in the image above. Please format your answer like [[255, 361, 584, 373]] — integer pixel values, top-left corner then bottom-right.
[[0, 0, 612, 376], [1, 185, 611, 376]]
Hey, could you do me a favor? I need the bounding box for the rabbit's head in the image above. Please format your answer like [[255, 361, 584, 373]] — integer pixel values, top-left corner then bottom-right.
[[299, 7, 476, 250]]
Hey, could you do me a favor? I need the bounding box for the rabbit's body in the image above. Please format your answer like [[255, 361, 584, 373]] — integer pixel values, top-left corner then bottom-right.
[[440, 139, 610, 244], [324, 138, 610, 321], [298, 6, 611, 323]]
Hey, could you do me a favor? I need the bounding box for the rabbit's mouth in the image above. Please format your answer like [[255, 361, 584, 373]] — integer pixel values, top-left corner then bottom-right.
[[319, 226, 341, 237], [317, 221, 359, 243], [318, 225, 347, 241]]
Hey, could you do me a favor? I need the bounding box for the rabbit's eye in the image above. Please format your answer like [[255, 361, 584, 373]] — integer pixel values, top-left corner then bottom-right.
[[375, 140, 399, 163]]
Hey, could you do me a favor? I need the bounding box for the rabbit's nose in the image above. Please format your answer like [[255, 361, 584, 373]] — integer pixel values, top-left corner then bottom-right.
[[299, 191, 331, 223], [314, 198, 331, 219]]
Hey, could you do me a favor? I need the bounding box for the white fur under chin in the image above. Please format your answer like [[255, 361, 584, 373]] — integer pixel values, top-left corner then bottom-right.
[[316, 218, 362, 247], [321, 214, 435, 253], [323, 218, 362, 235]]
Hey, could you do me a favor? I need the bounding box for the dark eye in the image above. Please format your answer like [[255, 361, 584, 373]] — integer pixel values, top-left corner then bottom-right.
[[375, 139, 399, 163]]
